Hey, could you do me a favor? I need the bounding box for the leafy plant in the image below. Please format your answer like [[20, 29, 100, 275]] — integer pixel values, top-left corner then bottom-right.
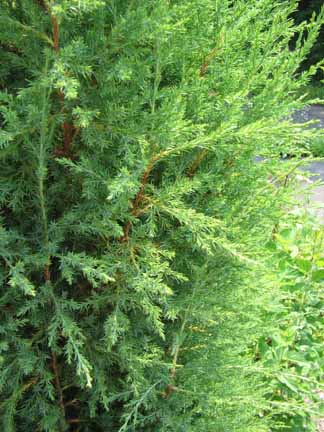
[[256, 215, 324, 431]]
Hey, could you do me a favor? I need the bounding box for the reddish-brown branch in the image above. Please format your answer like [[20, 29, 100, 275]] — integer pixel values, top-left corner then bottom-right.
[[120, 160, 155, 242], [199, 48, 217, 77], [162, 340, 181, 399], [187, 149, 208, 178], [49, 14, 77, 158], [162, 384, 179, 399], [131, 162, 153, 212], [53, 122, 79, 158], [199, 61, 209, 78], [121, 144, 208, 243], [44, 264, 51, 282], [62, 122, 78, 154], [52, 352, 66, 418], [121, 221, 132, 243], [199, 37, 223, 77], [51, 15, 60, 53]]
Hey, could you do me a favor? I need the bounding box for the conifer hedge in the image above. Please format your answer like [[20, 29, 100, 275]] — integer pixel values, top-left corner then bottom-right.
[[0, 1, 323, 431]]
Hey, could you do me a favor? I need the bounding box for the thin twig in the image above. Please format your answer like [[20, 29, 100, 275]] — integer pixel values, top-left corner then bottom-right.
[[48, 11, 78, 158], [51, 15, 60, 53], [51, 352, 66, 418], [67, 418, 81, 424], [65, 398, 79, 407], [120, 159, 155, 242], [187, 149, 208, 178], [22, 377, 38, 392], [199, 35, 224, 77], [44, 264, 51, 281], [200, 47, 219, 77]]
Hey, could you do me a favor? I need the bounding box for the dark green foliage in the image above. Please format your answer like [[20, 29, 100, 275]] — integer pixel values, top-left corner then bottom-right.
[[0, 1, 324, 431]]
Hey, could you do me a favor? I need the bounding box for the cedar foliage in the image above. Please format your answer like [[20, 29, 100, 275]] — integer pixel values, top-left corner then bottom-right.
[[0, 1, 323, 431]]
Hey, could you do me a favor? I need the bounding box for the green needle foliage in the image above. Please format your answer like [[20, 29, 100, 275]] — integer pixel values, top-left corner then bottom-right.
[[0, 1, 324, 431]]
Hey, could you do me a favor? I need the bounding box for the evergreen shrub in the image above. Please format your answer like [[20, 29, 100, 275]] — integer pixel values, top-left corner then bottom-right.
[[0, 1, 323, 430]]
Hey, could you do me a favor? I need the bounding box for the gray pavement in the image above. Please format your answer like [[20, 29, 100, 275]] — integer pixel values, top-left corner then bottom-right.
[[293, 106, 324, 431], [293, 104, 324, 129], [302, 160, 324, 181], [294, 105, 324, 224]]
